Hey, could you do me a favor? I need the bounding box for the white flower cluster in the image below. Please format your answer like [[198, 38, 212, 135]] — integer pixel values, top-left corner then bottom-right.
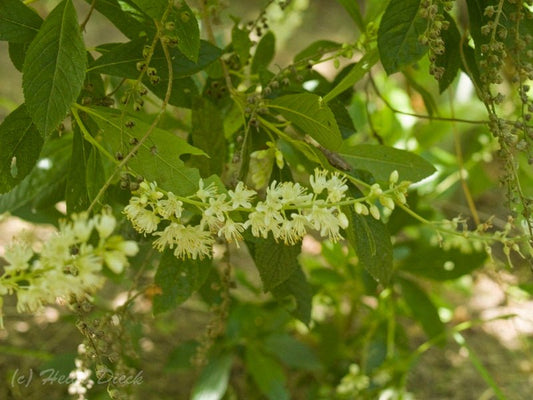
[[68, 345, 94, 400], [124, 169, 412, 261], [0, 211, 138, 325]]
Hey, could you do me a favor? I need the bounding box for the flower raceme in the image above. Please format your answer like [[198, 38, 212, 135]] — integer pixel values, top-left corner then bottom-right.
[[124, 169, 409, 260], [0, 211, 139, 327]]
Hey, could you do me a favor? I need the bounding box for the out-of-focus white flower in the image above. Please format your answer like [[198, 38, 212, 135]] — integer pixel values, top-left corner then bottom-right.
[[3, 241, 33, 273], [71, 213, 94, 242], [94, 211, 116, 239]]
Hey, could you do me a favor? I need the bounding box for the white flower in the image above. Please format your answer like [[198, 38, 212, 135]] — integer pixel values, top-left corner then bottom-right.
[[118, 240, 139, 257], [310, 169, 329, 194], [129, 208, 160, 234], [204, 194, 231, 223], [326, 173, 348, 203], [279, 213, 308, 245], [153, 222, 182, 251], [138, 181, 164, 204], [104, 251, 128, 274], [94, 212, 116, 239], [71, 213, 94, 242], [305, 205, 345, 241], [172, 225, 214, 260], [268, 181, 312, 205], [228, 182, 256, 209], [3, 241, 33, 273], [156, 192, 183, 219], [218, 219, 245, 244], [196, 179, 218, 202]]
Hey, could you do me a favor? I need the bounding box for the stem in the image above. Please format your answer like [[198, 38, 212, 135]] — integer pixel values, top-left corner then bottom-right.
[[80, 0, 97, 31]]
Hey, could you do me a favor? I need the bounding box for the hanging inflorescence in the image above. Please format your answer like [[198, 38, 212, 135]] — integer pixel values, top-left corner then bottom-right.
[[123, 169, 409, 260]]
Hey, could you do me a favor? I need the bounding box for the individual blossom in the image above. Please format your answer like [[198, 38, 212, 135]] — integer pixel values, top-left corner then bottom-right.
[[2, 241, 33, 274], [305, 204, 348, 241], [325, 172, 348, 203], [309, 169, 329, 195], [228, 181, 256, 209], [196, 179, 218, 202], [218, 218, 246, 244], [152, 222, 183, 251], [128, 208, 160, 234], [94, 211, 116, 239], [172, 225, 214, 260], [279, 213, 309, 245], [137, 181, 164, 205], [156, 192, 183, 219], [203, 194, 232, 226], [268, 181, 312, 205]]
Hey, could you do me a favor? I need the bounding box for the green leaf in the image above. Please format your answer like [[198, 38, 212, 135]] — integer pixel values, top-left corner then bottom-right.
[[339, 144, 436, 183], [399, 278, 445, 340], [22, 0, 87, 136], [0, 105, 44, 194], [191, 97, 226, 176], [232, 23, 252, 65], [344, 204, 393, 285], [271, 266, 312, 324], [250, 236, 301, 291], [84, 106, 205, 195], [66, 128, 91, 213], [245, 347, 289, 400], [435, 12, 461, 93], [0, 136, 71, 213], [270, 93, 343, 151], [0, 0, 42, 43], [191, 353, 233, 400], [329, 100, 356, 139], [251, 31, 275, 74], [398, 240, 487, 280], [148, 76, 199, 109], [323, 49, 379, 103], [86, 146, 106, 208], [85, 0, 155, 39], [130, 0, 167, 19], [8, 41, 30, 71], [264, 333, 321, 370], [294, 40, 341, 63], [89, 39, 222, 81], [153, 250, 212, 314], [167, 1, 200, 62], [377, 0, 427, 74]]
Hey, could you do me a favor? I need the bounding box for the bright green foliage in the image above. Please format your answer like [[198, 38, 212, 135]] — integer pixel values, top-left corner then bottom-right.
[[22, 0, 87, 136], [1, 0, 532, 399]]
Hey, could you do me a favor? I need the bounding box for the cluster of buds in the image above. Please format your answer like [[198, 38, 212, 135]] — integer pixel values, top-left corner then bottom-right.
[[123, 169, 411, 260], [418, 0, 452, 80], [0, 211, 139, 327]]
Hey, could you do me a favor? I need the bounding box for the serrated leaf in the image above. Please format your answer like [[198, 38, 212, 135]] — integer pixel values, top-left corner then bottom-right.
[[323, 49, 379, 103], [152, 250, 212, 314], [339, 144, 435, 183], [84, 106, 205, 195], [271, 266, 312, 324], [245, 347, 289, 400], [167, 1, 200, 62], [435, 12, 461, 93], [89, 39, 221, 81], [344, 205, 393, 285], [270, 93, 343, 151], [84, 0, 155, 39], [0, 136, 71, 213], [0, 105, 44, 194], [251, 236, 301, 291], [264, 333, 321, 370], [399, 278, 445, 340], [191, 353, 233, 400], [0, 0, 42, 43], [377, 0, 427, 74], [23, 0, 87, 136], [251, 31, 275, 74]]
